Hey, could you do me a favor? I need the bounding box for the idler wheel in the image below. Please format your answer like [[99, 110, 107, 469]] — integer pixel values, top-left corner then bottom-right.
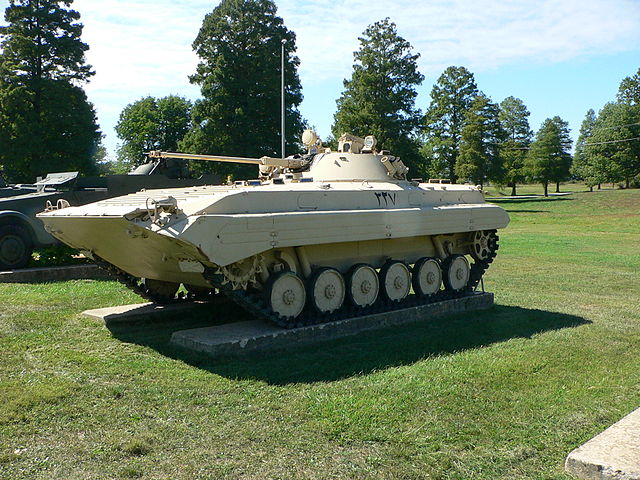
[[442, 255, 470, 292], [412, 257, 442, 297], [347, 263, 379, 308], [267, 271, 306, 321], [379, 260, 411, 302], [142, 278, 180, 302], [308, 267, 345, 314]]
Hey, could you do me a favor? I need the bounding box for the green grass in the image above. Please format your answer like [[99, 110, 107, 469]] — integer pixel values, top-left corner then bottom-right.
[[1, 188, 639, 479]]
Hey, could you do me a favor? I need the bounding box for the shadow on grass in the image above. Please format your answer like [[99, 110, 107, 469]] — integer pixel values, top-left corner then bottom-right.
[[106, 303, 590, 385], [490, 197, 573, 204], [503, 209, 550, 213]]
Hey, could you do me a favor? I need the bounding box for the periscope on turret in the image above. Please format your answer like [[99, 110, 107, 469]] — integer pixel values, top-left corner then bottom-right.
[[37, 130, 509, 327]]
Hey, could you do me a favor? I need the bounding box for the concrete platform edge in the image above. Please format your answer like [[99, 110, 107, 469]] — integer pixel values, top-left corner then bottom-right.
[[565, 408, 640, 480], [170, 292, 494, 357], [82, 300, 224, 325]]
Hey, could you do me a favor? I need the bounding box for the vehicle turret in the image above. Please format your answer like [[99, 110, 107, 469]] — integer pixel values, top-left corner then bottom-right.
[[148, 130, 409, 183]]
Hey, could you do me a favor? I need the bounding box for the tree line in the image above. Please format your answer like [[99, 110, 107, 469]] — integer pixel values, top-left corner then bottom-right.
[[1, 0, 638, 194]]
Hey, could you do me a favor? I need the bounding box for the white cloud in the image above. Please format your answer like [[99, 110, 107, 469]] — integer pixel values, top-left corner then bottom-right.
[[278, 0, 640, 82], [1, 0, 639, 154]]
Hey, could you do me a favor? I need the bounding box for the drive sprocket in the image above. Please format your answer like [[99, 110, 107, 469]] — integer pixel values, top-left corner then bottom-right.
[[219, 255, 262, 290]]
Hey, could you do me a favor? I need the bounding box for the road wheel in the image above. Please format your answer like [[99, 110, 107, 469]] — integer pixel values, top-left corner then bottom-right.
[[0, 224, 33, 270], [442, 255, 470, 292], [185, 284, 216, 300], [412, 257, 442, 297], [142, 278, 180, 303], [379, 260, 411, 302], [267, 271, 306, 321], [308, 268, 345, 314], [346, 263, 379, 308]]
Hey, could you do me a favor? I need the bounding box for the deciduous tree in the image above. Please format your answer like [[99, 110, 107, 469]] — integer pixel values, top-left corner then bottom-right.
[[332, 18, 424, 171], [586, 102, 640, 188], [572, 109, 606, 190], [181, 0, 304, 179], [115, 95, 192, 171]]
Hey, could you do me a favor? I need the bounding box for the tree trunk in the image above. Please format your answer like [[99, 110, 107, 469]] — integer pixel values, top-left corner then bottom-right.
[[543, 181, 548, 197], [511, 183, 517, 196], [626, 177, 630, 189], [555, 181, 560, 193], [597, 183, 601, 190], [589, 186, 593, 192]]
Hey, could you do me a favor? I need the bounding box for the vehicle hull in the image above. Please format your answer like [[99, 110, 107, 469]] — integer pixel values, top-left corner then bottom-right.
[[41, 187, 508, 286]]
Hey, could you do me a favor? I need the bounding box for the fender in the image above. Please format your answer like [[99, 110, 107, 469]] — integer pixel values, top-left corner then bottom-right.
[[0, 210, 54, 247]]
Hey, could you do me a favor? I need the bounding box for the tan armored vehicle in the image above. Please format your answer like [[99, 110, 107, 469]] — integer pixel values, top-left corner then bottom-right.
[[38, 131, 509, 327]]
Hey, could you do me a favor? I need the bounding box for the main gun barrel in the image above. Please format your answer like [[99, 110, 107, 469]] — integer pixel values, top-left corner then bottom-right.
[[148, 151, 307, 169], [149, 151, 262, 165]]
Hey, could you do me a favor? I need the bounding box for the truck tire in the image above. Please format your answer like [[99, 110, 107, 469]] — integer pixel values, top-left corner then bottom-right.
[[0, 224, 33, 270]]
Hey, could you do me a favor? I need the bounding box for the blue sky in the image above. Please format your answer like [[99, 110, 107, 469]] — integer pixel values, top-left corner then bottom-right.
[[1, 0, 639, 158]]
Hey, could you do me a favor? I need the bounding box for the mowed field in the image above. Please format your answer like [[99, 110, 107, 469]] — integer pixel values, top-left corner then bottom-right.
[[0, 187, 639, 479]]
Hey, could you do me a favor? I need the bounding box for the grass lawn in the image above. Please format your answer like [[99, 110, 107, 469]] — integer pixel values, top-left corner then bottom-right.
[[1, 187, 639, 479]]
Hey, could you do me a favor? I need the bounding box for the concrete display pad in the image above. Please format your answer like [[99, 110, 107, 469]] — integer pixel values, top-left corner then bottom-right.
[[0, 264, 111, 283], [83, 299, 224, 325], [170, 292, 494, 357], [565, 408, 640, 480]]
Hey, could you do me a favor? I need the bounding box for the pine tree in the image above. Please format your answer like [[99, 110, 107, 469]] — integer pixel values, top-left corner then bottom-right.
[[456, 94, 505, 187], [116, 95, 192, 170], [617, 68, 640, 105], [332, 18, 424, 171], [525, 117, 572, 196], [498, 96, 532, 195], [0, 0, 100, 182], [423, 66, 479, 182], [180, 0, 304, 179], [549, 116, 573, 192]]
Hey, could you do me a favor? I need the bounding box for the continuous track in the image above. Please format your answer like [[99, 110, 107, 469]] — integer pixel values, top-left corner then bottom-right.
[[94, 232, 498, 329], [211, 247, 495, 328], [93, 258, 216, 303]]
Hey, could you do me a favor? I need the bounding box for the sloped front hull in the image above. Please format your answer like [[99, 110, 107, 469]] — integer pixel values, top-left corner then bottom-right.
[[42, 216, 211, 286]]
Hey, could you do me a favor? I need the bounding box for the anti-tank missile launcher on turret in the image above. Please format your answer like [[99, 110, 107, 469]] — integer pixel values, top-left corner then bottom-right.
[[38, 131, 509, 327]]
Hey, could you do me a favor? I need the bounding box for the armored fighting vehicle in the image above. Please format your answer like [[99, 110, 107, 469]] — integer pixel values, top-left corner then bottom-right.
[[38, 131, 509, 327], [0, 159, 218, 270], [0, 176, 37, 199]]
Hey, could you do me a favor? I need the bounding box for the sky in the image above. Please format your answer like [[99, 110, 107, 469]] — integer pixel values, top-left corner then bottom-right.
[[1, 0, 639, 159]]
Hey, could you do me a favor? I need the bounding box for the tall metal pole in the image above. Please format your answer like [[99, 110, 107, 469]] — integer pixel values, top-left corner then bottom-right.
[[281, 39, 286, 158]]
